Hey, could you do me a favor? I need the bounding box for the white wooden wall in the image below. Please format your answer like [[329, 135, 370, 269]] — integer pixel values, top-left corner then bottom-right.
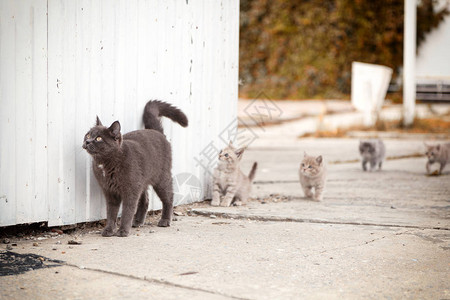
[[0, 0, 239, 227]]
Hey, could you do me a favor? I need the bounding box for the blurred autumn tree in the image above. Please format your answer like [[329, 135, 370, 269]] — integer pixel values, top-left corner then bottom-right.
[[239, 0, 449, 99]]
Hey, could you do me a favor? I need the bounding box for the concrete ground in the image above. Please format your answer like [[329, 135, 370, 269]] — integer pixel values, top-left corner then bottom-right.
[[1, 102, 449, 299]]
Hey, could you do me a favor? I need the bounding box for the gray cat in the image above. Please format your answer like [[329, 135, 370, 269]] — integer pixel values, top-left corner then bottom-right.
[[425, 142, 450, 174], [211, 141, 257, 207], [359, 139, 386, 171], [83, 100, 188, 237], [299, 152, 327, 201]]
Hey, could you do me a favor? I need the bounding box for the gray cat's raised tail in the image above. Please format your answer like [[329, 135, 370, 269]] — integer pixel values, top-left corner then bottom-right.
[[143, 100, 188, 133], [248, 162, 258, 182]]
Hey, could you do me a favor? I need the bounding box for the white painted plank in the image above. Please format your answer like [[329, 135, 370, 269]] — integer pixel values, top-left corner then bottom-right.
[[0, 0, 18, 226], [27, 0, 48, 223], [48, 0, 79, 226], [0, 0, 48, 226]]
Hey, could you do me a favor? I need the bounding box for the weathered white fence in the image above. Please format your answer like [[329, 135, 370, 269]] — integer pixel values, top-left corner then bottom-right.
[[0, 0, 239, 227]]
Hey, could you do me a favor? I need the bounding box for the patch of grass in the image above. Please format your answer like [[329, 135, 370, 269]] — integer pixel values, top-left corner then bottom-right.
[[302, 128, 350, 138], [401, 117, 450, 133]]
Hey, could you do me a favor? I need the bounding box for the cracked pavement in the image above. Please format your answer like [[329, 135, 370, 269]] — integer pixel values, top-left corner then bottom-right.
[[1, 138, 449, 299]]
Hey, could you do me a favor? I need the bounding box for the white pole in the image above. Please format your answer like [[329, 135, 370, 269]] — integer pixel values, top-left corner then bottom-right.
[[403, 0, 417, 127]]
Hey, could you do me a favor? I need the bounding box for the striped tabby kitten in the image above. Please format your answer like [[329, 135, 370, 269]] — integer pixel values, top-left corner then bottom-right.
[[425, 142, 450, 174], [299, 152, 327, 201], [211, 141, 257, 207]]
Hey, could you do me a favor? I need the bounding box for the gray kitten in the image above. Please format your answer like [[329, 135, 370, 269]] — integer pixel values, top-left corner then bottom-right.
[[359, 139, 386, 171], [425, 142, 450, 174], [83, 100, 188, 237], [211, 141, 257, 207], [299, 152, 327, 201]]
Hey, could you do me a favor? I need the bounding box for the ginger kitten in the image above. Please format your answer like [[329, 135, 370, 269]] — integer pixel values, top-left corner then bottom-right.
[[425, 142, 450, 174], [299, 152, 327, 201], [211, 141, 257, 207]]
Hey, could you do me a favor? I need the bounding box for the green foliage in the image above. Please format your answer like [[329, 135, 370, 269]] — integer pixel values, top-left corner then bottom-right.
[[239, 0, 449, 99]]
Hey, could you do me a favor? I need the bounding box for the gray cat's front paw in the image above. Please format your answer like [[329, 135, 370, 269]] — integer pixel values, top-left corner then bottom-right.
[[116, 229, 130, 237], [132, 220, 144, 228], [211, 198, 220, 206], [102, 227, 115, 237], [157, 218, 171, 227]]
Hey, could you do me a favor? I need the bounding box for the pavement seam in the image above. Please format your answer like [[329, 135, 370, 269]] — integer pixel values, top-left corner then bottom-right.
[[316, 229, 414, 254], [253, 180, 298, 184], [328, 153, 424, 165], [61, 262, 252, 300], [317, 236, 387, 255], [190, 210, 450, 231]]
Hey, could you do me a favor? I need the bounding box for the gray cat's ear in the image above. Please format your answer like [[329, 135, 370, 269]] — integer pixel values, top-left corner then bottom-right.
[[303, 151, 307, 157], [235, 147, 246, 160], [229, 140, 234, 147], [316, 155, 323, 164], [108, 121, 121, 139], [96, 116, 103, 126]]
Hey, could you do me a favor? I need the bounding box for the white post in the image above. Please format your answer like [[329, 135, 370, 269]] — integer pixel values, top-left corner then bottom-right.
[[403, 0, 417, 127]]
